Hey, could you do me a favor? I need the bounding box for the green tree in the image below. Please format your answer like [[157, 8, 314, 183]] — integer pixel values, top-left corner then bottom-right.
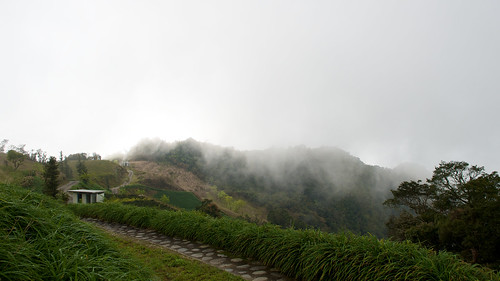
[[384, 161, 500, 266], [197, 199, 222, 218], [43, 156, 59, 198], [7, 149, 25, 170], [77, 159, 89, 184], [160, 194, 170, 204], [267, 207, 293, 228]]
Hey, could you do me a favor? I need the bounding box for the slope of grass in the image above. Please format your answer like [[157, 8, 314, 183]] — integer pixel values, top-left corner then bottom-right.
[[69, 202, 499, 281], [110, 234, 244, 281], [0, 153, 44, 191], [68, 160, 128, 188], [122, 184, 201, 210], [0, 184, 153, 280]]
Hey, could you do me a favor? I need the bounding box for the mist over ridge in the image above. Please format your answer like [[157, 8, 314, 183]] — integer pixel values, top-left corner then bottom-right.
[[123, 138, 430, 236], [125, 137, 429, 184]]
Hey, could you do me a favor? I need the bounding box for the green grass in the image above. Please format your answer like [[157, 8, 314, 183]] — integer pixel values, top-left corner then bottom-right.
[[110, 234, 244, 281], [0, 184, 153, 280], [69, 202, 500, 281], [0, 153, 44, 191], [68, 160, 128, 188], [122, 184, 202, 210]]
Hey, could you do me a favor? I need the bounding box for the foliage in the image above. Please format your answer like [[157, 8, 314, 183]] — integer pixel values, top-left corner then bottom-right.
[[66, 152, 88, 160], [127, 139, 408, 237], [106, 193, 178, 211], [197, 199, 222, 218], [121, 184, 202, 210], [0, 184, 153, 280], [42, 156, 59, 198], [217, 190, 246, 212], [70, 159, 127, 188], [162, 139, 205, 178], [69, 202, 499, 281], [76, 158, 89, 184], [59, 153, 73, 180], [20, 174, 44, 192], [384, 161, 500, 267], [160, 194, 170, 204], [7, 150, 25, 170]]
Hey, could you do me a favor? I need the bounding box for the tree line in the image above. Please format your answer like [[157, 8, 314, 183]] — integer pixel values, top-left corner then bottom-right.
[[384, 161, 499, 268]]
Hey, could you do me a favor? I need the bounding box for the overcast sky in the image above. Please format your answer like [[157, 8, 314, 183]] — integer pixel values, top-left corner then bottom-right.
[[1, 1, 499, 172]]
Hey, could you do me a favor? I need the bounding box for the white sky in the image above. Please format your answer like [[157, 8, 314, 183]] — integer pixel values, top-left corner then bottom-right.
[[1, 1, 499, 172]]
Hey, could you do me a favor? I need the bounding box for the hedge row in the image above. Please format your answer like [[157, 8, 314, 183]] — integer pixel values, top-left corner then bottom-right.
[[69, 202, 499, 281]]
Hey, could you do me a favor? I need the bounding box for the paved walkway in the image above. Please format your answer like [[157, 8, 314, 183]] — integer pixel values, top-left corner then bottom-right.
[[83, 218, 294, 281]]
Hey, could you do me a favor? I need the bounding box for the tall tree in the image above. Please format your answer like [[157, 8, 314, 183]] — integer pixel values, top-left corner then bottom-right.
[[7, 150, 25, 170], [384, 161, 500, 266], [77, 158, 89, 184], [43, 156, 59, 198]]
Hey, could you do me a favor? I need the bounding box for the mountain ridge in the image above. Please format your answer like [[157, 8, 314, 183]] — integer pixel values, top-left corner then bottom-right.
[[120, 138, 425, 237]]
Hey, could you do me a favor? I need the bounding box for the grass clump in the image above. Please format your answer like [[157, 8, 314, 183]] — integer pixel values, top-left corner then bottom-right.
[[0, 184, 153, 280], [69, 202, 499, 281]]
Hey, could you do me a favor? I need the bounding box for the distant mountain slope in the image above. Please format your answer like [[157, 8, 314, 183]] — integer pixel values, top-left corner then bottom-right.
[[127, 160, 268, 220], [130, 160, 210, 194], [126, 139, 425, 237]]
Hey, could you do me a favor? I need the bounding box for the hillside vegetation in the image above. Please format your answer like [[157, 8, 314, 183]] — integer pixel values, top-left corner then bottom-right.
[[0, 151, 128, 192], [128, 160, 267, 219], [69, 202, 499, 281], [0, 184, 153, 280], [0, 152, 46, 192], [125, 139, 428, 237], [119, 183, 202, 210], [67, 159, 128, 189]]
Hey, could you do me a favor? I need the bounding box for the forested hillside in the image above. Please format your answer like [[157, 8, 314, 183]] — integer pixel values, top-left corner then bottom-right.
[[126, 139, 428, 237]]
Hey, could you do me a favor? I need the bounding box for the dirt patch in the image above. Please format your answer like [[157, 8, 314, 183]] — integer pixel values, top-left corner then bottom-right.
[[129, 161, 211, 198], [128, 161, 267, 221]]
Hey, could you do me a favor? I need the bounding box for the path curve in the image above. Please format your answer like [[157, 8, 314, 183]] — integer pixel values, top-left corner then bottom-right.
[[111, 169, 133, 194], [83, 218, 294, 281]]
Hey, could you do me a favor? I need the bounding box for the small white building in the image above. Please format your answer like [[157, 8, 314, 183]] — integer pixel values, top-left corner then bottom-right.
[[67, 189, 105, 204]]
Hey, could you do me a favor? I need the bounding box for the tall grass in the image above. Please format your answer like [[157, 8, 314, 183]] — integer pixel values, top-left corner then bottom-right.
[[69, 202, 499, 281], [0, 184, 153, 280]]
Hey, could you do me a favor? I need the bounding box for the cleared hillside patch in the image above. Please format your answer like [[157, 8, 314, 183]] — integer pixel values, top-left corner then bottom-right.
[[129, 161, 267, 220], [69, 202, 499, 281]]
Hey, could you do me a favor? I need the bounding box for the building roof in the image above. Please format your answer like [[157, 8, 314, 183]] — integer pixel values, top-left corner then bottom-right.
[[67, 189, 106, 194]]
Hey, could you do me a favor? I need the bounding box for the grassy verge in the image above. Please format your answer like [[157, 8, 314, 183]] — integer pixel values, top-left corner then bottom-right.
[[69, 202, 499, 281], [108, 233, 244, 281], [0, 184, 153, 280]]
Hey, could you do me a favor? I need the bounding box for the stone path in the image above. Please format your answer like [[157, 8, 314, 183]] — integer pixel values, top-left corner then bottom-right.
[[83, 218, 294, 281]]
